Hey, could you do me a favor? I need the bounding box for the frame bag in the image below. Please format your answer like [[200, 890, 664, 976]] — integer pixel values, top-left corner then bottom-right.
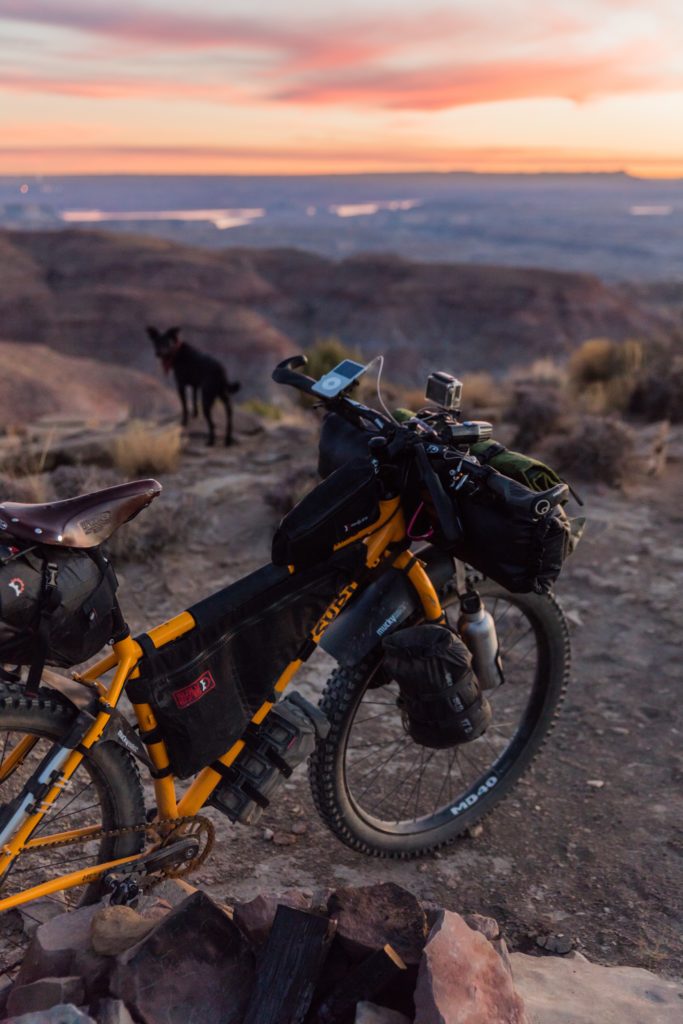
[[129, 548, 364, 778]]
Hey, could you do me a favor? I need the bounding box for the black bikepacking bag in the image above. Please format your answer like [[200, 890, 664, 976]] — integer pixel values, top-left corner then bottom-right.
[[272, 457, 381, 569], [447, 464, 571, 594], [129, 547, 365, 779], [382, 624, 491, 749], [415, 457, 571, 594], [318, 413, 371, 479], [0, 537, 119, 675]]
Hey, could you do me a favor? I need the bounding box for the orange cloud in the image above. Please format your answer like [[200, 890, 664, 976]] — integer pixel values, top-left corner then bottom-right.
[[2, 142, 682, 177], [0, 72, 243, 103], [273, 42, 674, 110]]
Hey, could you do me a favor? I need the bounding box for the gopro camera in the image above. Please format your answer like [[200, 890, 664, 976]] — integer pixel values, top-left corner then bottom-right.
[[425, 371, 463, 411], [311, 359, 368, 399]]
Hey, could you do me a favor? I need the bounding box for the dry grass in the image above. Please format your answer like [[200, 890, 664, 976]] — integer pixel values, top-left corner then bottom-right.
[[0, 472, 50, 503], [460, 372, 505, 414], [239, 398, 282, 422], [569, 338, 643, 414], [112, 420, 181, 477]]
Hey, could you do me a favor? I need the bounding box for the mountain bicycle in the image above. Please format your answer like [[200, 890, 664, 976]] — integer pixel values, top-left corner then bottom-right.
[[0, 355, 571, 918]]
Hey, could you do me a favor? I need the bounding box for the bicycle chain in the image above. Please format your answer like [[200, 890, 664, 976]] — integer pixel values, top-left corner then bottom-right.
[[15, 813, 216, 885]]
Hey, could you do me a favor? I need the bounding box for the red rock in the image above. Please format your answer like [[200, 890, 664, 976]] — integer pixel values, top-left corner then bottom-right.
[[110, 891, 254, 1024], [6, 976, 84, 1017], [463, 914, 500, 942], [14, 906, 100, 987], [330, 883, 428, 965], [232, 889, 312, 947], [414, 910, 529, 1024]]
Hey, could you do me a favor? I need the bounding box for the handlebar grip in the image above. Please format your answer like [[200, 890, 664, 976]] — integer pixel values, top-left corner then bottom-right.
[[271, 355, 317, 394], [415, 444, 461, 545], [486, 472, 569, 515]]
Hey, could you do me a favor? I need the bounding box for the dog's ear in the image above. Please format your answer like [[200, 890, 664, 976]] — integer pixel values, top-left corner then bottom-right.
[[169, 326, 181, 339], [146, 326, 160, 341]]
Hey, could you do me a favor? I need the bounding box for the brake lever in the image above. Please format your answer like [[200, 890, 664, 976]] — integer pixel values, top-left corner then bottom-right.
[[415, 444, 462, 545]]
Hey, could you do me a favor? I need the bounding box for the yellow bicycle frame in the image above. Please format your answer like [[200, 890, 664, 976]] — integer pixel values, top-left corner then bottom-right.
[[0, 497, 445, 912]]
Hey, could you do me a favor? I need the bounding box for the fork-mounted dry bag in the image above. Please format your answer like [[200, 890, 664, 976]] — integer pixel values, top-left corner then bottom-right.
[[382, 624, 491, 749]]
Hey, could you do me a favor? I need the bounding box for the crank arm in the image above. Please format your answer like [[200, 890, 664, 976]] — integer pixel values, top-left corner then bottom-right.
[[105, 836, 199, 882], [103, 836, 200, 906]]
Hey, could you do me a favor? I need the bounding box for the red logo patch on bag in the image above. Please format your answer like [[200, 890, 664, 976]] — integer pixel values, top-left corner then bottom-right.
[[172, 671, 216, 709]]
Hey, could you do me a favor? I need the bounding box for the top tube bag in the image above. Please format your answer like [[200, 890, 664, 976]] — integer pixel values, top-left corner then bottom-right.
[[272, 457, 381, 569]]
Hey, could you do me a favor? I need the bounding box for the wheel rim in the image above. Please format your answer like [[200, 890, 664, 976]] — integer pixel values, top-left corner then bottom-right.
[[341, 592, 548, 836], [0, 725, 117, 917]]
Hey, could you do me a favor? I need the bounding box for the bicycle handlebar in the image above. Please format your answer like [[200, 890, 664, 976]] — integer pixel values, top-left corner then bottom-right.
[[271, 355, 317, 394]]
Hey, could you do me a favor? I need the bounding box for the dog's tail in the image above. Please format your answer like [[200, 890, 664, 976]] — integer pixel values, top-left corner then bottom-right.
[[226, 381, 241, 395]]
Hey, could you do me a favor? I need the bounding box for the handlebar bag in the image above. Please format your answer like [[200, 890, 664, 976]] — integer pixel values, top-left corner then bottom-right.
[[442, 464, 572, 594], [272, 457, 381, 569], [0, 539, 119, 670], [129, 546, 364, 778], [382, 624, 491, 749]]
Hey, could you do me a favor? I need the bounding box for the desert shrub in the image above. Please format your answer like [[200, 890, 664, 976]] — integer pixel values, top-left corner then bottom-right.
[[629, 357, 683, 423], [112, 421, 181, 477], [460, 372, 503, 414], [105, 490, 191, 563], [239, 398, 282, 422], [49, 464, 122, 500], [569, 338, 642, 414], [506, 383, 564, 449], [265, 467, 318, 517], [0, 472, 49, 503], [524, 359, 567, 386], [548, 415, 635, 487], [569, 338, 642, 387]]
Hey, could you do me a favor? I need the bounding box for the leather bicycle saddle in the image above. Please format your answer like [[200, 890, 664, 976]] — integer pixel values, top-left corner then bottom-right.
[[0, 479, 162, 548]]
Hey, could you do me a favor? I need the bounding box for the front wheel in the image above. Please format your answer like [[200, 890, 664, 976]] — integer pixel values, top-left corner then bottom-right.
[[309, 582, 570, 858]]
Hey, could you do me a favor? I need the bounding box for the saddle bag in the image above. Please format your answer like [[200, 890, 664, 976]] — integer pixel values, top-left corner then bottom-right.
[[272, 457, 381, 569], [383, 624, 491, 749], [129, 548, 364, 779], [0, 538, 119, 678]]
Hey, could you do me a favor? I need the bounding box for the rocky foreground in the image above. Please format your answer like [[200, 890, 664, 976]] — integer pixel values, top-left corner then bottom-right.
[[1, 881, 681, 1024]]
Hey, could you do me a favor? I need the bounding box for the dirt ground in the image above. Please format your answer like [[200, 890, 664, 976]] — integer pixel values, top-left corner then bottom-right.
[[3, 411, 682, 978]]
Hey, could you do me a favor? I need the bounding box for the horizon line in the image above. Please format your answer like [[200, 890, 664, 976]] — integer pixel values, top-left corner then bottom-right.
[[2, 169, 683, 183]]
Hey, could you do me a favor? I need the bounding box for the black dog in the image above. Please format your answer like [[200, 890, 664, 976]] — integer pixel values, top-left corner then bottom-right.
[[147, 326, 240, 446]]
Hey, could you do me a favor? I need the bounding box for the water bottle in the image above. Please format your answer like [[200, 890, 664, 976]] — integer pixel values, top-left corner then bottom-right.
[[457, 591, 505, 690]]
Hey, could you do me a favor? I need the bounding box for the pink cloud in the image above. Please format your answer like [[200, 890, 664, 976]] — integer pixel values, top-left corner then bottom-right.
[[272, 43, 675, 110], [1, 1, 680, 113]]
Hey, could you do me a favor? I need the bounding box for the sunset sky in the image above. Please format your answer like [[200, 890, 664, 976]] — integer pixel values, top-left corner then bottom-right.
[[1, 0, 682, 176]]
